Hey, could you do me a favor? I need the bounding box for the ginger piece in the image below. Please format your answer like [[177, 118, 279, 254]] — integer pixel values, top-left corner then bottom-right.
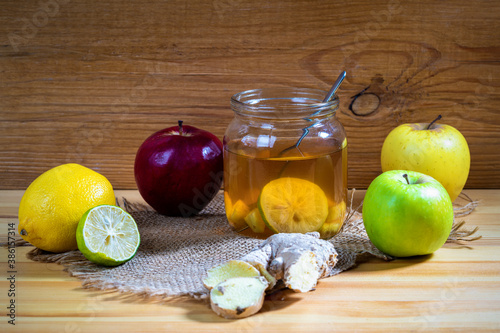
[[210, 276, 269, 319], [244, 208, 266, 233], [205, 232, 338, 319], [248, 261, 277, 290], [227, 200, 250, 230], [203, 260, 260, 290], [240, 232, 337, 292], [318, 201, 347, 239]]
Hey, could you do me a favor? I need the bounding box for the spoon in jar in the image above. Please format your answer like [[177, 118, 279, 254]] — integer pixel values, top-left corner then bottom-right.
[[279, 70, 346, 156]]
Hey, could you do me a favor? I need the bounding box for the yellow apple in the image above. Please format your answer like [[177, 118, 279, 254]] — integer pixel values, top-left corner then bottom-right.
[[381, 115, 470, 202]]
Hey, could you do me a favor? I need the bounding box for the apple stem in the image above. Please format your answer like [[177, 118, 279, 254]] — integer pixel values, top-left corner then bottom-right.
[[426, 114, 442, 130], [403, 174, 410, 185], [178, 120, 183, 135]]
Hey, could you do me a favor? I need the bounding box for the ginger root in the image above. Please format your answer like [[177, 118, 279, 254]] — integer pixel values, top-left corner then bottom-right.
[[210, 276, 269, 319], [204, 232, 338, 319], [203, 260, 260, 291], [240, 232, 337, 292]]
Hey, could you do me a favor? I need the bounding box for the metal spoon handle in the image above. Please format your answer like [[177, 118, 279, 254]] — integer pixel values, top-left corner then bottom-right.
[[278, 70, 347, 156], [323, 70, 346, 103]]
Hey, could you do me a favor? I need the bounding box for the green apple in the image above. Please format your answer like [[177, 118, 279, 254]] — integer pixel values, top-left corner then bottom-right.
[[362, 170, 454, 257], [381, 115, 470, 202]]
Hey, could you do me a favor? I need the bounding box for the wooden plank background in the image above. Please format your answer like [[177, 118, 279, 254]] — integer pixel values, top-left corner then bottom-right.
[[1, 0, 499, 190]]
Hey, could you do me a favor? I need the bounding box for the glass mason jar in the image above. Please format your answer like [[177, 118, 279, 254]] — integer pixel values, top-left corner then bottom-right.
[[223, 87, 348, 239]]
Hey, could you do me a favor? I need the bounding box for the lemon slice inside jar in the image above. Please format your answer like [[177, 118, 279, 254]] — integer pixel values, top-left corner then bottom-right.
[[258, 177, 328, 234]]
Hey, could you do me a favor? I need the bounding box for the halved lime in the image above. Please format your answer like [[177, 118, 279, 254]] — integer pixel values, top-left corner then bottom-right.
[[76, 205, 140, 266], [258, 177, 328, 234]]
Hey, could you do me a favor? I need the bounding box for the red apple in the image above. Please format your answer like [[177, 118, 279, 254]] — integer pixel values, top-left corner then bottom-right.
[[134, 121, 223, 216]]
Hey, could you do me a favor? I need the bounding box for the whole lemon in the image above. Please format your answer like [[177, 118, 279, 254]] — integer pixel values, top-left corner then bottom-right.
[[18, 163, 116, 253]]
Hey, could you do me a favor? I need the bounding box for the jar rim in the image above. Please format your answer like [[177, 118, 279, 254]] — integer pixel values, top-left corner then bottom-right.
[[230, 87, 339, 119]]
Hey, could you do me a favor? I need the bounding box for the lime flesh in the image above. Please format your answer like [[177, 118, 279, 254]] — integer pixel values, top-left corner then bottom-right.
[[77, 205, 140, 266]]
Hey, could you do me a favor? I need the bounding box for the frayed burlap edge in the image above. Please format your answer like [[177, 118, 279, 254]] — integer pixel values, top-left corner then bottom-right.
[[446, 192, 482, 247], [8, 190, 481, 300]]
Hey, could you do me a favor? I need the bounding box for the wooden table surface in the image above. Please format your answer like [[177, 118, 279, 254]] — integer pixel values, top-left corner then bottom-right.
[[1, 189, 499, 332]]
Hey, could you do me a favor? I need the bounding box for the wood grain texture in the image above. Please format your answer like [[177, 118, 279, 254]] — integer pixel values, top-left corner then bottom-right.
[[1, 0, 499, 189], [1, 189, 499, 332]]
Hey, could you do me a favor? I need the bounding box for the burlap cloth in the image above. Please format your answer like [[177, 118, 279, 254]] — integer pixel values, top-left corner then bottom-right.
[[23, 190, 480, 299]]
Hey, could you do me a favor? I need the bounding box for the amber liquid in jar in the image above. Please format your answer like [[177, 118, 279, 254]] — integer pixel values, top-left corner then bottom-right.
[[224, 138, 347, 239]]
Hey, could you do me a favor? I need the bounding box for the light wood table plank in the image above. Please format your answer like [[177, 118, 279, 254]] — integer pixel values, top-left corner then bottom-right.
[[1, 190, 499, 332]]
